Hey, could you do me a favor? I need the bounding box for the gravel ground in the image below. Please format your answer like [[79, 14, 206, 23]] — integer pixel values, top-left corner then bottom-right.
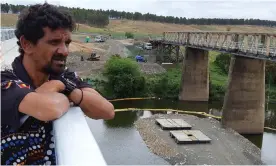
[[134, 113, 264, 165], [67, 39, 167, 77], [138, 62, 166, 74]]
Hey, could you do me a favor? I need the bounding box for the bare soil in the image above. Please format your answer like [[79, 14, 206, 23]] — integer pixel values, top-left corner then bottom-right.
[[67, 35, 166, 78]]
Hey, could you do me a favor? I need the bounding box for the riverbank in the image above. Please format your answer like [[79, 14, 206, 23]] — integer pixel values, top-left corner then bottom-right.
[[135, 113, 264, 165], [90, 48, 276, 102], [67, 35, 276, 102]]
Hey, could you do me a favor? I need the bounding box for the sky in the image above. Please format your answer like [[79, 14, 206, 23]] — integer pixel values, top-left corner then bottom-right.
[[2, 0, 276, 21]]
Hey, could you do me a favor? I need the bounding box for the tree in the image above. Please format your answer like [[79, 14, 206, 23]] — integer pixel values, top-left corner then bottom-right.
[[10, 4, 19, 13], [4, 3, 276, 27], [103, 56, 145, 98], [1, 3, 10, 13]]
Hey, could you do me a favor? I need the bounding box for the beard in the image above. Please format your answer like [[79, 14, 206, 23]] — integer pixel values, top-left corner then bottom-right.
[[43, 52, 67, 76]]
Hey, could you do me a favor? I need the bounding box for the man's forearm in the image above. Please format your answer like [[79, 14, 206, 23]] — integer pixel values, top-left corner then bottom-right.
[[69, 88, 114, 120], [19, 92, 70, 121]]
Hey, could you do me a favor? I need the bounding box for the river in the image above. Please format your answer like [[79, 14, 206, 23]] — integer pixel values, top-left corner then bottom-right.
[[85, 99, 276, 165]]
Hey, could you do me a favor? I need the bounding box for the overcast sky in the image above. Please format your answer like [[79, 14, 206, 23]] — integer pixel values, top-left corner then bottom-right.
[[2, 0, 276, 21]]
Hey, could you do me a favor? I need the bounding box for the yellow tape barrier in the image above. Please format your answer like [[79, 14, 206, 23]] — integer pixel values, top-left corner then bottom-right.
[[115, 108, 221, 119], [108, 97, 276, 132], [114, 108, 276, 132], [109, 97, 157, 102]]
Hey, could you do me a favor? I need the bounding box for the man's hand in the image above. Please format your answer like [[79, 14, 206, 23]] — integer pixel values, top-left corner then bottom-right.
[[49, 70, 115, 120], [35, 80, 65, 93], [68, 88, 115, 120]]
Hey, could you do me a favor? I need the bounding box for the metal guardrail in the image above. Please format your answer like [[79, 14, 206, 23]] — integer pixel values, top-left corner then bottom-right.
[[160, 31, 276, 60], [53, 107, 107, 165]]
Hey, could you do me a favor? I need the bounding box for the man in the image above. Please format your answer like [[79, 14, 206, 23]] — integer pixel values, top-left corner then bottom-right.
[[1, 3, 114, 165]]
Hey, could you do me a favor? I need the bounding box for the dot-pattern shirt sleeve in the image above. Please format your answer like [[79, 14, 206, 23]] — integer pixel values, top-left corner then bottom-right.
[[1, 71, 35, 130]]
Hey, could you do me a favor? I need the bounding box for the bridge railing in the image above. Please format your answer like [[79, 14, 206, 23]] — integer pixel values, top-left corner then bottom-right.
[[1, 28, 16, 41], [163, 32, 276, 57], [53, 107, 107, 165]]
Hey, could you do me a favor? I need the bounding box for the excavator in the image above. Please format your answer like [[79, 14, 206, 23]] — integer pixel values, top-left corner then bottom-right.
[[87, 51, 100, 61], [81, 50, 100, 61]]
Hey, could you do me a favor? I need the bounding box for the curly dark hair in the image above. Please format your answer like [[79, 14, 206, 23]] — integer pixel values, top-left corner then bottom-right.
[[15, 3, 76, 55]]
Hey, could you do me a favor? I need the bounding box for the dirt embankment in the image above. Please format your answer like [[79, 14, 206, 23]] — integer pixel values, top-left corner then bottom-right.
[[67, 37, 129, 77], [67, 36, 166, 77]]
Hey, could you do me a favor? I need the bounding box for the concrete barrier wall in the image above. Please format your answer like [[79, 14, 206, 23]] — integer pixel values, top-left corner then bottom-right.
[[1, 29, 16, 41], [53, 107, 107, 165]]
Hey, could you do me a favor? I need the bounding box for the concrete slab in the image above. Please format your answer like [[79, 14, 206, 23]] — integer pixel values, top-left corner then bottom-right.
[[170, 130, 211, 144], [135, 114, 264, 165], [155, 118, 192, 130]]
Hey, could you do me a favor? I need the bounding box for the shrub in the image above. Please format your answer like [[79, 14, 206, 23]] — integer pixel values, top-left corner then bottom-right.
[[125, 32, 134, 39], [226, 26, 231, 31], [103, 56, 145, 98], [209, 80, 226, 101], [265, 61, 276, 84], [145, 67, 181, 99], [214, 53, 231, 75]]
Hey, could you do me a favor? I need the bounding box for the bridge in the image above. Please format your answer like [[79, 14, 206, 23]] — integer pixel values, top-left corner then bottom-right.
[[151, 31, 276, 61], [150, 31, 276, 134]]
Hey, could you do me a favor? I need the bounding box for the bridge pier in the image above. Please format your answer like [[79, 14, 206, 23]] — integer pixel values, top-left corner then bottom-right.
[[179, 47, 209, 101], [222, 56, 265, 134]]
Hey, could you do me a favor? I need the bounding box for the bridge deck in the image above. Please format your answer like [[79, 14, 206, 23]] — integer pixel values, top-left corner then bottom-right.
[[151, 31, 276, 61]]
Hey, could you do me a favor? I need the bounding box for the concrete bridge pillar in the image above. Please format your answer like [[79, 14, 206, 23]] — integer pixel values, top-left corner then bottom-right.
[[222, 56, 265, 134], [179, 47, 209, 101]]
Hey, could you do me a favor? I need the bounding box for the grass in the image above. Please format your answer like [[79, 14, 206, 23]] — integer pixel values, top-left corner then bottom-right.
[[2, 14, 276, 35], [210, 62, 228, 87], [76, 24, 155, 39], [209, 51, 220, 63], [1, 13, 18, 27]]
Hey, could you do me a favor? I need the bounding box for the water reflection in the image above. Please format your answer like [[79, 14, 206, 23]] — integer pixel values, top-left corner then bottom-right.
[[86, 113, 169, 165], [265, 109, 276, 128], [243, 134, 264, 149], [104, 111, 138, 128], [110, 99, 276, 164], [261, 132, 276, 164]]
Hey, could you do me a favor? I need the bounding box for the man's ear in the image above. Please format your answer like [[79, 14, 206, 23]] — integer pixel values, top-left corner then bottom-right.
[[19, 36, 34, 54]]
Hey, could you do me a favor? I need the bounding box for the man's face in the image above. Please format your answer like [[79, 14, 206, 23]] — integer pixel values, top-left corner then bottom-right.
[[30, 27, 72, 75]]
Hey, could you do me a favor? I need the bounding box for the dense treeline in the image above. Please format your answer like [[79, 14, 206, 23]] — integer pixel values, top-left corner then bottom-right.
[[1, 3, 109, 27], [2, 3, 276, 27]]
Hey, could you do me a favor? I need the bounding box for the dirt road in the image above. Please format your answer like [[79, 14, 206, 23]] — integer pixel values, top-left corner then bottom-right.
[[101, 40, 129, 60], [67, 38, 166, 78]]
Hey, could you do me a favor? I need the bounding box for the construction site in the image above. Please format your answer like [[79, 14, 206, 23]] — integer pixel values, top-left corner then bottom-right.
[[67, 33, 166, 78]]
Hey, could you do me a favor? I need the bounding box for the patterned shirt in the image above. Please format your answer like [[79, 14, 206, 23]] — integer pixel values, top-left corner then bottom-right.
[[1, 55, 91, 165]]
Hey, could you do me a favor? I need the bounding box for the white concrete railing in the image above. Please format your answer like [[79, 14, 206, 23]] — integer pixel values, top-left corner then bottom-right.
[[1, 28, 16, 41], [1, 38, 20, 70], [1, 29, 17, 70], [53, 107, 107, 165]]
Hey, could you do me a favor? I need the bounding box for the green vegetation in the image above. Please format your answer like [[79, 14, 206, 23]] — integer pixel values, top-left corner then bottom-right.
[[3, 3, 276, 27], [145, 66, 182, 99], [84, 51, 276, 102], [125, 32, 134, 39], [213, 53, 231, 75], [102, 56, 146, 98]]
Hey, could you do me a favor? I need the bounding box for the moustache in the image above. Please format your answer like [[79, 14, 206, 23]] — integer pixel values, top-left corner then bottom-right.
[[51, 54, 67, 61]]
